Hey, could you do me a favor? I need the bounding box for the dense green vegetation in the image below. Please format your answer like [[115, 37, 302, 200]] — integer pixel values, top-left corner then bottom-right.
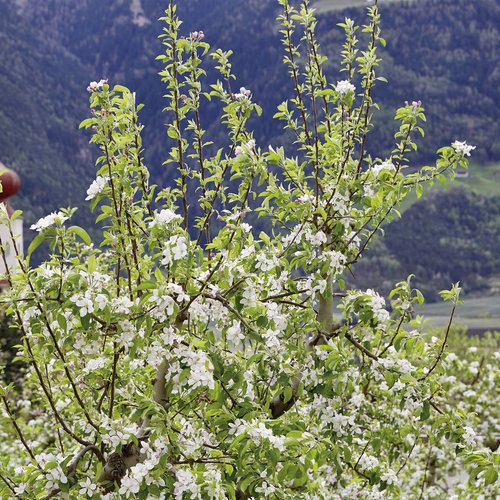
[[0, 0, 93, 227], [1, 0, 499, 297], [351, 189, 500, 301]]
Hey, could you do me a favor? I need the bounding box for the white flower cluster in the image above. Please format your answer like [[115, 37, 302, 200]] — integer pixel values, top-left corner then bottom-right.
[[343, 288, 390, 325], [226, 319, 245, 345], [461, 426, 479, 447], [87, 79, 107, 93], [377, 347, 416, 375], [203, 468, 226, 499], [241, 280, 258, 308], [36, 454, 68, 490], [85, 175, 108, 200], [235, 139, 256, 157], [255, 481, 276, 497], [101, 422, 141, 448], [265, 301, 288, 332], [295, 193, 315, 204], [45, 465, 68, 490], [174, 469, 200, 500], [30, 211, 69, 232], [115, 439, 167, 498], [381, 469, 399, 485], [111, 295, 135, 314], [178, 417, 215, 457], [322, 249, 346, 276], [79, 478, 98, 497], [452, 140, 476, 157], [300, 273, 327, 297], [310, 394, 355, 435], [357, 453, 380, 472], [262, 328, 282, 352], [335, 80, 356, 95], [255, 251, 279, 272], [83, 356, 107, 375], [372, 160, 396, 177], [230, 418, 286, 452], [234, 86, 252, 100], [161, 235, 188, 266], [305, 228, 328, 247], [325, 189, 351, 218], [149, 208, 182, 228], [71, 289, 99, 316], [166, 344, 215, 392], [149, 288, 176, 321], [365, 288, 390, 323]]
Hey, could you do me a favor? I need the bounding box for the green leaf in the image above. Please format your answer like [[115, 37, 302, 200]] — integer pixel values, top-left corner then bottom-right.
[[113, 84, 130, 93], [87, 254, 97, 274], [67, 226, 92, 245], [27, 232, 47, 256], [56, 314, 67, 332], [420, 400, 430, 421], [283, 386, 293, 403], [484, 467, 498, 486]]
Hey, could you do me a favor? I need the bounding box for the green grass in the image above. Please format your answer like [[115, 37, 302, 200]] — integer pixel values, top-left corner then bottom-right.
[[418, 294, 500, 331], [452, 162, 500, 196], [312, 0, 409, 13], [399, 162, 500, 212]]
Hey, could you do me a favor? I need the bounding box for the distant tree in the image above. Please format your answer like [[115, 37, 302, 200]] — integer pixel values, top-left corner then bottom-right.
[[0, 1, 497, 498]]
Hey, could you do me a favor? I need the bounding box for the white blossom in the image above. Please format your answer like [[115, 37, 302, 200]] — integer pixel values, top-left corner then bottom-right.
[[335, 80, 356, 95], [381, 469, 399, 485], [174, 469, 200, 500], [234, 87, 252, 100], [79, 477, 98, 497], [235, 139, 256, 157], [30, 211, 68, 232], [462, 426, 478, 447], [149, 208, 182, 228], [119, 476, 141, 497], [14, 483, 27, 495], [87, 79, 108, 93], [161, 235, 188, 266], [85, 176, 108, 200], [70, 290, 94, 316], [227, 320, 244, 343], [452, 140, 476, 157], [372, 160, 396, 177], [84, 357, 107, 374], [357, 454, 379, 471], [255, 481, 276, 497], [45, 466, 68, 490], [241, 281, 258, 308]]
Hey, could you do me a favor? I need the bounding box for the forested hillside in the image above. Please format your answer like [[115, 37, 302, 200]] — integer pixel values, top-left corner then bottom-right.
[[1, 0, 500, 296], [0, 0, 92, 225], [350, 189, 500, 300]]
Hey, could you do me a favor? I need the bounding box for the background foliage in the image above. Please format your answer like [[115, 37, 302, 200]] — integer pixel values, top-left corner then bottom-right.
[[1, 0, 499, 298]]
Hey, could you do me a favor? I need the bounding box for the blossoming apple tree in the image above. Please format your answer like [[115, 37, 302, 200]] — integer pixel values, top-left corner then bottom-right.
[[0, 0, 498, 498]]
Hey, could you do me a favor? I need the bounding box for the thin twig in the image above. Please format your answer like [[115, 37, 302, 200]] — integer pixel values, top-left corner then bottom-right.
[[420, 302, 456, 381]]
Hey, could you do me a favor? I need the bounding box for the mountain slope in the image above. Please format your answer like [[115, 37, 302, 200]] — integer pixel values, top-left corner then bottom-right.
[[1, 0, 499, 295], [0, 0, 94, 225]]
